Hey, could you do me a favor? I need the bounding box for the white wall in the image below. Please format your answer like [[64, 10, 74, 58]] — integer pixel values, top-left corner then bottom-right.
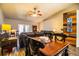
[[0, 8, 4, 24], [77, 10, 79, 47], [39, 4, 77, 33], [76, 4, 79, 47]]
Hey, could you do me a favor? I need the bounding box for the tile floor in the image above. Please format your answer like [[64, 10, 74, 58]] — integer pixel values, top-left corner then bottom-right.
[[68, 45, 79, 56]]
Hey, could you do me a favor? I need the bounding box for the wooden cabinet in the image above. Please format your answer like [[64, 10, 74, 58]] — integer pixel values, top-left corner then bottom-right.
[[63, 10, 76, 46]]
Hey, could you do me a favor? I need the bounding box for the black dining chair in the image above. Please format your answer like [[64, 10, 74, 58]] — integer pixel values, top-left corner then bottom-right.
[[19, 33, 45, 56], [29, 38, 45, 56]]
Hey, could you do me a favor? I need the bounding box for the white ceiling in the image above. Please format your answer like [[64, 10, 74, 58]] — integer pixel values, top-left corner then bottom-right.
[[0, 3, 74, 23]]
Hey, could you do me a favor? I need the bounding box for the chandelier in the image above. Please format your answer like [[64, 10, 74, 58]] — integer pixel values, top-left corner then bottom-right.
[[27, 7, 42, 17]]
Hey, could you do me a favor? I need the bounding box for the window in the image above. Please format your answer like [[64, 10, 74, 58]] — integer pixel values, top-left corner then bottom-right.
[[18, 24, 32, 34], [18, 24, 24, 34]]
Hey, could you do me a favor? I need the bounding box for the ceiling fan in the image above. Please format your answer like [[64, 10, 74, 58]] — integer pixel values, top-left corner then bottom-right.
[[27, 7, 42, 17]]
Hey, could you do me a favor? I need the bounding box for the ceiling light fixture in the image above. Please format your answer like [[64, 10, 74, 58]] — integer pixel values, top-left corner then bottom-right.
[[27, 7, 42, 17]]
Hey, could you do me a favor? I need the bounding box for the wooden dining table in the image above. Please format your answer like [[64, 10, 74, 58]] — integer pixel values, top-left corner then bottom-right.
[[31, 37, 69, 56]]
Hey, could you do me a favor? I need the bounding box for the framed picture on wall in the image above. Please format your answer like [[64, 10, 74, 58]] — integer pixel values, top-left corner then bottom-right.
[[67, 18, 72, 32]]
